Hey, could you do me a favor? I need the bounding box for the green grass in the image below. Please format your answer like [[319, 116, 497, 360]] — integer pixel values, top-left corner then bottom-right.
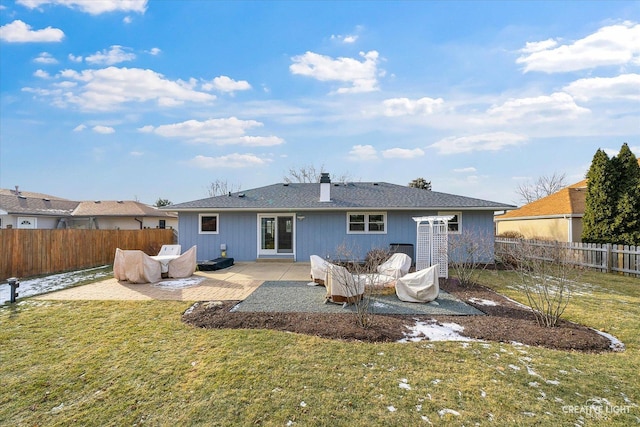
[[1, 271, 639, 426]]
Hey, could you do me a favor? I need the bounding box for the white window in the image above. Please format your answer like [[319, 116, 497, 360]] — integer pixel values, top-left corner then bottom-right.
[[438, 211, 461, 234], [347, 212, 387, 234], [199, 214, 219, 234]]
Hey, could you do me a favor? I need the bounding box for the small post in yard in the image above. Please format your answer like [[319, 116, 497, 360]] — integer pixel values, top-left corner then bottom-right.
[[7, 277, 20, 303]]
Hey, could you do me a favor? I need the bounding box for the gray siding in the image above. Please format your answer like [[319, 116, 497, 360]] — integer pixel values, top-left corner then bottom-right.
[[179, 209, 497, 264]]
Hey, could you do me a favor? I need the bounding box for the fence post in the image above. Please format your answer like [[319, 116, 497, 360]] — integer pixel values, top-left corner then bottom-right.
[[605, 243, 612, 274]]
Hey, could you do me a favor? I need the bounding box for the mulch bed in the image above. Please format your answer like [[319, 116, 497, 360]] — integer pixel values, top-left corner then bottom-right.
[[182, 279, 614, 353]]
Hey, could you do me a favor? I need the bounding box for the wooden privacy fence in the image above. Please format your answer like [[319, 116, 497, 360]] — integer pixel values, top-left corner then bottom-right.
[[0, 229, 175, 281], [495, 238, 640, 278]]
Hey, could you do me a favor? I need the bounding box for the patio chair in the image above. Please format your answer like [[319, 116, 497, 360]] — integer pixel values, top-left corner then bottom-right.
[[395, 264, 439, 303], [113, 248, 162, 284], [377, 253, 412, 279], [158, 244, 181, 256], [325, 263, 365, 306], [167, 245, 197, 278], [310, 255, 330, 285]]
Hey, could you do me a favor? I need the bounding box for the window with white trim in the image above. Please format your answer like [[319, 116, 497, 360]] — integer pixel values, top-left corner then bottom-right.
[[438, 211, 461, 233], [199, 213, 219, 234], [347, 212, 387, 234]]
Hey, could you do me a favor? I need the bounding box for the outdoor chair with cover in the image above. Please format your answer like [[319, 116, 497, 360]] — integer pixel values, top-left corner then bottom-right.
[[310, 255, 330, 285], [377, 253, 412, 279], [325, 263, 365, 306], [158, 244, 181, 256], [395, 264, 439, 303], [113, 248, 162, 284], [167, 245, 197, 278]]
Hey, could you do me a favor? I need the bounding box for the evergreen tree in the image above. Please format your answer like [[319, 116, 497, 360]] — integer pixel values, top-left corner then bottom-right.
[[612, 143, 640, 245], [582, 149, 617, 243], [408, 177, 432, 190]]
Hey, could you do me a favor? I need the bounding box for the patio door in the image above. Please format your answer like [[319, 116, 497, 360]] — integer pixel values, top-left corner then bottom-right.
[[258, 214, 294, 256]]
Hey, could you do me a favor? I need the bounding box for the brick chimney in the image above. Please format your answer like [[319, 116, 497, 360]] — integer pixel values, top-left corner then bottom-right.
[[320, 172, 331, 202]]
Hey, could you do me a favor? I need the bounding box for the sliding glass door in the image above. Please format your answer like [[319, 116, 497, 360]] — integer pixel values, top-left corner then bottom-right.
[[258, 214, 294, 255]]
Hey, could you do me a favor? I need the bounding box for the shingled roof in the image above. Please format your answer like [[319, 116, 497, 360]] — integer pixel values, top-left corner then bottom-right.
[[0, 190, 79, 216], [168, 182, 515, 211], [73, 201, 176, 218]]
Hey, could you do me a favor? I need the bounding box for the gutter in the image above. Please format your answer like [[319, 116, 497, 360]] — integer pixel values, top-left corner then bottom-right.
[[134, 217, 143, 229]]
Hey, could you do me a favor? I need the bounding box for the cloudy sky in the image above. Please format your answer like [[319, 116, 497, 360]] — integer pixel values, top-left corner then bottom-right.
[[1, 0, 638, 206]]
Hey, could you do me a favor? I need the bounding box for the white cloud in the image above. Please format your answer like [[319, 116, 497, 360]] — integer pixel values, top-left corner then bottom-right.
[[34, 52, 57, 64], [68, 53, 83, 62], [430, 132, 527, 155], [34, 69, 50, 78], [486, 92, 590, 123], [290, 50, 381, 93], [17, 0, 148, 15], [453, 167, 477, 173], [123, 16, 132, 24], [331, 34, 359, 44], [188, 153, 270, 168], [517, 21, 640, 73], [130, 151, 143, 156], [202, 75, 252, 93], [148, 47, 161, 56], [142, 117, 283, 146], [348, 144, 378, 161], [92, 125, 115, 134], [85, 45, 136, 65], [73, 124, 86, 132], [563, 73, 640, 102], [381, 147, 425, 159], [383, 97, 444, 116], [0, 20, 64, 42], [47, 66, 215, 111]]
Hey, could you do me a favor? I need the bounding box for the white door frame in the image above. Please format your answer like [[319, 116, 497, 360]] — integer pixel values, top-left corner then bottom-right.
[[257, 214, 296, 259]]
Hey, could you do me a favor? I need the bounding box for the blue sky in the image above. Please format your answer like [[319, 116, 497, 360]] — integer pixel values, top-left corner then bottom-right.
[[1, 0, 638, 206]]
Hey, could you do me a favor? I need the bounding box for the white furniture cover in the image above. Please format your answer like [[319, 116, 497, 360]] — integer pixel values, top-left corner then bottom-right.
[[325, 263, 365, 305], [395, 264, 439, 303], [310, 255, 330, 284], [377, 253, 412, 279], [158, 244, 181, 256], [113, 248, 162, 284], [167, 245, 197, 278]]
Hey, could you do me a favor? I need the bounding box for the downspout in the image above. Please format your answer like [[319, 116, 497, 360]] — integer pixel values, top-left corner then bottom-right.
[[566, 215, 573, 243], [135, 217, 143, 229]]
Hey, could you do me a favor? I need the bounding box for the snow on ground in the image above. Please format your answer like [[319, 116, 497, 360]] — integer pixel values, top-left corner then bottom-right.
[[151, 276, 206, 290], [593, 329, 626, 352], [399, 319, 479, 343], [467, 297, 498, 306], [1, 266, 111, 304]]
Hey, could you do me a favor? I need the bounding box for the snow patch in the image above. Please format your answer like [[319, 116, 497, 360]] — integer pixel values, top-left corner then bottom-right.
[[592, 329, 625, 352], [151, 276, 206, 290], [468, 297, 498, 306], [399, 319, 479, 343]]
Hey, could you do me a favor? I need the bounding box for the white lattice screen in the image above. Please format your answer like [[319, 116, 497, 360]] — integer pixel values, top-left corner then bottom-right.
[[413, 216, 452, 278]]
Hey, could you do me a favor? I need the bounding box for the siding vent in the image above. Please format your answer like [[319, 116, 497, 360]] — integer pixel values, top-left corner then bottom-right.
[[238, 193, 246, 198]]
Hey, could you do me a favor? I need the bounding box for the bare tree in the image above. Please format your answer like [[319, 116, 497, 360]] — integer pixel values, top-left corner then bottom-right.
[[515, 172, 567, 204], [283, 164, 352, 184], [206, 179, 242, 197]]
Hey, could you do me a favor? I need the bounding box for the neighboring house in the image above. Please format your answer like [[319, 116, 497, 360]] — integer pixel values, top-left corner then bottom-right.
[[166, 174, 516, 263], [71, 200, 178, 230], [0, 187, 177, 230], [494, 180, 587, 242], [0, 187, 78, 229]]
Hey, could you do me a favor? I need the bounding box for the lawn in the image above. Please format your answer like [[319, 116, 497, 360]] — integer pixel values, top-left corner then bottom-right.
[[0, 270, 638, 426]]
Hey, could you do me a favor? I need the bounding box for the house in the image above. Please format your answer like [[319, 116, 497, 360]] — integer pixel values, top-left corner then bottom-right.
[[494, 181, 586, 242], [0, 187, 177, 230], [0, 187, 78, 229], [71, 200, 178, 230], [166, 174, 516, 263]]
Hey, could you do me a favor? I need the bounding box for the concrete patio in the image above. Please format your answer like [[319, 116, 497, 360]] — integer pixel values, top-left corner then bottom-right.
[[35, 262, 312, 302]]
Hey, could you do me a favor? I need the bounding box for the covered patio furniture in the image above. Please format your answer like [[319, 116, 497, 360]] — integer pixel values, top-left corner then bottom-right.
[[113, 248, 162, 284], [167, 245, 197, 278], [310, 255, 330, 285], [377, 253, 412, 279], [395, 264, 439, 303], [158, 244, 181, 256], [325, 263, 365, 306]]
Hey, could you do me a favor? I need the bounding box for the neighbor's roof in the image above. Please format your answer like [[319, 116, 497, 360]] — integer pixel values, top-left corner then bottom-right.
[[496, 180, 587, 220], [73, 201, 177, 218], [0, 189, 79, 216], [168, 182, 516, 211]]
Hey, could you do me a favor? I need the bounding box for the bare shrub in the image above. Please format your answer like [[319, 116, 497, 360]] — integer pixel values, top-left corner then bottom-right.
[[448, 230, 494, 286], [498, 231, 525, 239], [497, 240, 579, 327]]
